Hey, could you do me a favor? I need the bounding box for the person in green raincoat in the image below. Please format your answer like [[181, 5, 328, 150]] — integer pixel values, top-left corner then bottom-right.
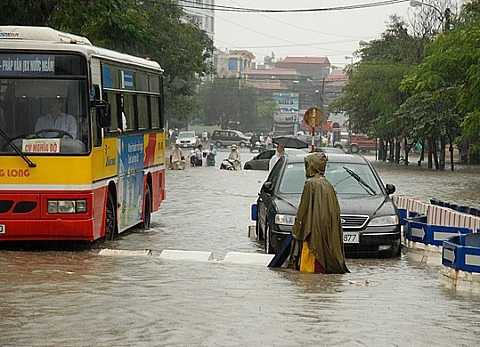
[[288, 152, 349, 274]]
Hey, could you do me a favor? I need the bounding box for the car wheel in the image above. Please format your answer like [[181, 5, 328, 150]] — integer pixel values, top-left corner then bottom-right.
[[334, 144, 343, 149], [239, 142, 246, 148], [264, 222, 273, 254], [244, 164, 252, 170], [215, 141, 222, 148], [350, 144, 359, 153]]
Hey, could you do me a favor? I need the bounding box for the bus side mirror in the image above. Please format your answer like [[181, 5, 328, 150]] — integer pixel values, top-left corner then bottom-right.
[[95, 100, 111, 128]]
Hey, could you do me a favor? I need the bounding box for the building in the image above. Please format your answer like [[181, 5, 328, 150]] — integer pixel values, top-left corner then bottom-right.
[[177, 0, 214, 38], [214, 49, 255, 78]]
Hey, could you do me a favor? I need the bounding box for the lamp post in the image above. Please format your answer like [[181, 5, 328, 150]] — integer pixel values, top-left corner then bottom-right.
[[410, 0, 451, 33]]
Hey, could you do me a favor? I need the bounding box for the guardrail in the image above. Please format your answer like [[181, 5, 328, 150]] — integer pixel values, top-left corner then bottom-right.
[[393, 196, 480, 291]]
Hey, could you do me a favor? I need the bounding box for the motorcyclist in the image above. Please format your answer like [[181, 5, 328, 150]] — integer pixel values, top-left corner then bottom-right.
[[190, 144, 203, 166], [227, 144, 242, 170]]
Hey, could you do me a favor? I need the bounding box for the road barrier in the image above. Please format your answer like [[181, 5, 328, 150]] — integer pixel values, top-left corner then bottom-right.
[[393, 195, 480, 292]]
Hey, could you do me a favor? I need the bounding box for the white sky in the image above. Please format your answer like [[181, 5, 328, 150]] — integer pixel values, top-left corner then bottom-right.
[[213, 0, 428, 67]]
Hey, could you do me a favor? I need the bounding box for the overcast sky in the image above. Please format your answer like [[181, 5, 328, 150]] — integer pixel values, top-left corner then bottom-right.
[[213, 0, 447, 67]]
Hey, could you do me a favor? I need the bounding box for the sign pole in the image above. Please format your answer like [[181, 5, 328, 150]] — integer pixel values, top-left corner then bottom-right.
[[311, 109, 315, 153], [303, 107, 323, 153]]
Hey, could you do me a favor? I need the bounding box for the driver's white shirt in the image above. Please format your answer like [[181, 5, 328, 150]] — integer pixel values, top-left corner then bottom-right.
[[35, 113, 77, 139]]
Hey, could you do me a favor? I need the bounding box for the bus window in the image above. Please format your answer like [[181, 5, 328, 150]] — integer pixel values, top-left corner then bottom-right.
[[104, 91, 119, 134], [151, 96, 160, 129], [123, 93, 134, 131], [137, 94, 149, 130]]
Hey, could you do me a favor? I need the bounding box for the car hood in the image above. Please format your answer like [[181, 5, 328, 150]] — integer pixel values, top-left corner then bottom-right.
[[275, 193, 396, 217]]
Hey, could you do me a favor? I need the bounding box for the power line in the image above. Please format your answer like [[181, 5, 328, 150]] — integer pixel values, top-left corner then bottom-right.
[[179, 0, 409, 13]]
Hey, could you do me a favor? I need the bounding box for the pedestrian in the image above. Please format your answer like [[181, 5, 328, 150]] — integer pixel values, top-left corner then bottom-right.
[[169, 143, 186, 170], [227, 144, 242, 170], [206, 143, 217, 166], [288, 152, 349, 274], [265, 134, 272, 149], [269, 144, 285, 171]]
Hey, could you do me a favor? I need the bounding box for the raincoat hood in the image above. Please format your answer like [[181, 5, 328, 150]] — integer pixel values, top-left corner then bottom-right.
[[305, 152, 327, 178]]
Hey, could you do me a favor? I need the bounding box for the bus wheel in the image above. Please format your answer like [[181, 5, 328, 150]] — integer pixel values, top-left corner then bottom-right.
[[141, 185, 152, 230], [105, 190, 116, 241]]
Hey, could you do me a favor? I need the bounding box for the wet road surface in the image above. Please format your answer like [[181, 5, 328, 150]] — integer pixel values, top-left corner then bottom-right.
[[1, 148, 480, 346]]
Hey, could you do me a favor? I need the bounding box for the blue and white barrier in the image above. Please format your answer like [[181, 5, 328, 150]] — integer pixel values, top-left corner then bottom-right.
[[394, 196, 480, 291], [440, 234, 480, 292]]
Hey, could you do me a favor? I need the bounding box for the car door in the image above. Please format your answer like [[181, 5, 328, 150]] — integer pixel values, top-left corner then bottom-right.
[[255, 150, 275, 170]]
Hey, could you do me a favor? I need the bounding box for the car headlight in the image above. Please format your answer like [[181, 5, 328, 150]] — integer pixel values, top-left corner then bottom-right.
[[368, 215, 398, 226], [275, 214, 296, 226]]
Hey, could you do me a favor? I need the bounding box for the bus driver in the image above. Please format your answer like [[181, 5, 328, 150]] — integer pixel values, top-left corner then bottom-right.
[[35, 97, 77, 139]]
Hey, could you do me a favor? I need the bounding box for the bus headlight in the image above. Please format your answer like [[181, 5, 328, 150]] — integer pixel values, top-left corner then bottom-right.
[[47, 199, 87, 214]]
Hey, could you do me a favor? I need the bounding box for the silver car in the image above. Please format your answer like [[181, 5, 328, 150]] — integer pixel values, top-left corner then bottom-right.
[[176, 131, 199, 148]]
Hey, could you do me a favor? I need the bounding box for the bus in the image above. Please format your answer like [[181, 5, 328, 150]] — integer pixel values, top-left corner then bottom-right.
[[0, 26, 166, 242]]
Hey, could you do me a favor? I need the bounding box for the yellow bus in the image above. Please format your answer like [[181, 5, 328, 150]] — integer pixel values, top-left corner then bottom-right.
[[0, 26, 166, 242]]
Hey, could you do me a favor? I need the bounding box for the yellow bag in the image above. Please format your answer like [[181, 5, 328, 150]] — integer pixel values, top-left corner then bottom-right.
[[300, 241, 316, 273]]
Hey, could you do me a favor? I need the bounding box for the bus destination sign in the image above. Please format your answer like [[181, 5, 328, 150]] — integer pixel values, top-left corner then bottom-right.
[[0, 54, 55, 75]]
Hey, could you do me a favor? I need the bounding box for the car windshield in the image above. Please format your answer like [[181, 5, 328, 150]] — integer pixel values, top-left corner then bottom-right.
[[278, 162, 383, 195], [178, 132, 194, 138]]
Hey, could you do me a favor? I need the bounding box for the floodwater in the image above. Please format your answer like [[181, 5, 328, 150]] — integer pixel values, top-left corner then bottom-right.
[[1, 149, 480, 346]]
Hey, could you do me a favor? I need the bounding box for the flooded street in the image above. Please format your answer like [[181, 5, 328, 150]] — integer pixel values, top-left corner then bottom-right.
[[1, 149, 480, 346]]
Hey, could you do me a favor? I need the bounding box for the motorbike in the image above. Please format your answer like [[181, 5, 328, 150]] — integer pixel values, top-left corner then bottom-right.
[[189, 150, 205, 166], [220, 158, 238, 170], [249, 140, 266, 153]]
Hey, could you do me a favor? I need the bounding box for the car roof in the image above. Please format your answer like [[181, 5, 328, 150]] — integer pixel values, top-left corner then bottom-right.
[[285, 152, 368, 164]]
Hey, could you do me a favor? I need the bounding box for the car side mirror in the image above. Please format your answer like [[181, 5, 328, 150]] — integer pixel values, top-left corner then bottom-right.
[[262, 181, 273, 194], [385, 183, 396, 195]]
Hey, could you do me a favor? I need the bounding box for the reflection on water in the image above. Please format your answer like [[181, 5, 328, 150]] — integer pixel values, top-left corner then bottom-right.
[[1, 151, 480, 346]]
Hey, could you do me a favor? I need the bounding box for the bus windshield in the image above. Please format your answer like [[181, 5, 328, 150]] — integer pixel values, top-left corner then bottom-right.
[[0, 79, 89, 154]]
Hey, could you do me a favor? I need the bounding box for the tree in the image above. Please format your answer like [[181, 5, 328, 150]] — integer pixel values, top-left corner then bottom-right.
[[330, 16, 418, 161], [196, 78, 264, 132], [400, 1, 480, 165]]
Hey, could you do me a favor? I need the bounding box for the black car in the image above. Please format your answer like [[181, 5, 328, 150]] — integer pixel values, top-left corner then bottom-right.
[[254, 153, 401, 257]]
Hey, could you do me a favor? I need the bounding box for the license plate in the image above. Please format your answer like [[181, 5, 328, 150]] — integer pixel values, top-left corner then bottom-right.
[[0, 224, 5, 234], [343, 232, 359, 244]]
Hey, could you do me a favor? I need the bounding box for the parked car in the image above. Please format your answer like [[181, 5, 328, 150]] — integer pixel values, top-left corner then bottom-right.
[[333, 131, 350, 150], [254, 153, 401, 257], [176, 131, 199, 148], [243, 148, 305, 170], [348, 134, 378, 153], [211, 129, 250, 148]]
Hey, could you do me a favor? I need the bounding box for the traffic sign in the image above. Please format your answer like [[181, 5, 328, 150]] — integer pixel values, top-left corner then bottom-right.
[[303, 107, 323, 127]]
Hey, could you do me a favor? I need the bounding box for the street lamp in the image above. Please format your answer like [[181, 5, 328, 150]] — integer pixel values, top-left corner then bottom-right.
[[410, 0, 451, 32]]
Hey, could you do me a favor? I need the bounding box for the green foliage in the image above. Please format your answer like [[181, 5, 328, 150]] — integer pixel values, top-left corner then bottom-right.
[[196, 78, 265, 132], [333, 16, 415, 139], [399, 0, 480, 162]]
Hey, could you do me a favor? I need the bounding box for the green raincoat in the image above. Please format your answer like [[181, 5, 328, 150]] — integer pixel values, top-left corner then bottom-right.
[[289, 152, 349, 274]]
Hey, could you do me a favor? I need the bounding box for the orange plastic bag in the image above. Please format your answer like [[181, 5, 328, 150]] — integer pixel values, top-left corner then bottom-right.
[[300, 241, 316, 273]]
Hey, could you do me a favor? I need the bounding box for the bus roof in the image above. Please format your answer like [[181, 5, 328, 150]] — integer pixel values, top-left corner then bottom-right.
[[0, 26, 162, 72]]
